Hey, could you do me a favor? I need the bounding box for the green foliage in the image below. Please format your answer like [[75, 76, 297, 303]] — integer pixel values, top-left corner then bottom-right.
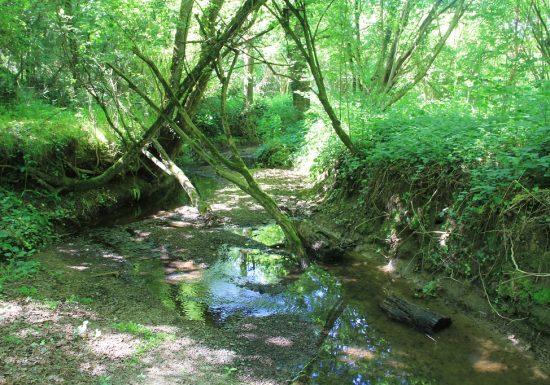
[[421, 280, 439, 298], [0, 100, 112, 165], [252, 224, 285, 246], [98, 376, 112, 385], [18, 286, 39, 297], [66, 294, 94, 306], [497, 275, 550, 307], [0, 68, 16, 101], [195, 96, 250, 138], [113, 321, 154, 340], [314, 85, 549, 310], [532, 288, 550, 306], [0, 260, 41, 292], [3, 334, 24, 346], [253, 95, 306, 167], [0, 188, 62, 260]]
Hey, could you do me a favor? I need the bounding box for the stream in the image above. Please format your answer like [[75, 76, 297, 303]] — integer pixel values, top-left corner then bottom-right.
[[8, 165, 548, 385]]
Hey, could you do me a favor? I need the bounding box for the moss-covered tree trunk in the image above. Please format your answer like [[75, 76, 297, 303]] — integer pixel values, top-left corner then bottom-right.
[[118, 41, 309, 265]]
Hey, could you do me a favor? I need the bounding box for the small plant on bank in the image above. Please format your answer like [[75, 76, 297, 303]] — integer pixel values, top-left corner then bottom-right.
[[113, 321, 174, 364]]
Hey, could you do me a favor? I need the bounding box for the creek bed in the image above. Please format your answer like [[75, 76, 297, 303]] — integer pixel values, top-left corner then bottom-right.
[[3, 168, 548, 385]]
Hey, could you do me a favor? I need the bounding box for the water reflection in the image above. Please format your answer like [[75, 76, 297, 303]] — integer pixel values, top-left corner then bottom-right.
[[308, 306, 431, 385], [173, 246, 299, 323], [170, 242, 437, 384], [166, 224, 548, 385]]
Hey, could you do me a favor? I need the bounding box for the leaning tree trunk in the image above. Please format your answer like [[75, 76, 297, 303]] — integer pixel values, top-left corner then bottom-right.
[[33, 0, 261, 193], [120, 49, 309, 265], [150, 139, 210, 214]]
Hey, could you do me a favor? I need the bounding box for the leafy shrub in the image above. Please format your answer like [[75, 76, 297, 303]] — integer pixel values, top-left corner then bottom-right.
[[0, 259, 41, 292], [0, 99, 111, 160], [253, 95, 305, 167], [0, 189, 68, 260], [0, 68, 17, 101], [312, 87, 549, 309], [195, 96, 251, 138]]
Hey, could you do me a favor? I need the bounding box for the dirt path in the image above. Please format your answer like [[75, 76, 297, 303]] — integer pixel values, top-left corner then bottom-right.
[[0, 168, 316, 385]]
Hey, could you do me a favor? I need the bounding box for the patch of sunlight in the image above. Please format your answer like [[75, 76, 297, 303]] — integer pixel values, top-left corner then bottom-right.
[[165, 221, 194, 228], [295, 117, 332, 174], [437, 230, 451, 247], [265, 336, 293, 347], [472, 339, 509, 374], [531, 366, 549, 380], [166, 270, 203, 284], [68, 265, 90, 271], [88, 332, 141, 359], [0, 302, 23, 324], [378, 259, 395, 273], [79, 361, 106, 376], [91, 127, 108, 143], [211, 200, 263, 212], [507, 334, 520, 346], [472, 359, 507, 373], [341, 346, 376, 361], [139, 340, 237, 385], [100, 250, 126, 263]]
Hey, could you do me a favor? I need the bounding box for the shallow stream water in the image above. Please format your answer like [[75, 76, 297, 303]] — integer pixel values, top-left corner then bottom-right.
[[25, 167, 548, 385], [162, 223, 548, 385], [114, 169, 548, 385]]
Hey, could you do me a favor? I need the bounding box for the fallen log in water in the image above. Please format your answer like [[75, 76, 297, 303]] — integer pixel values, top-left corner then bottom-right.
[[379, 295, 452, 333]]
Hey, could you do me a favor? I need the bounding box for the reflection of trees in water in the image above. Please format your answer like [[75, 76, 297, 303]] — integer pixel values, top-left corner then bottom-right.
[[286, 265, 343, 325], [174, 246, 297, 322], [176, 281, 208, 321], [289, 267, 432, 385]]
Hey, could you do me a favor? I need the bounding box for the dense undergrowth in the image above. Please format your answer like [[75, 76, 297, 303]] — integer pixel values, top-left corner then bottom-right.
[[193, 94, 306, 167], [0, 98, 117, 184], [0, 98, 158, 267], [302, 85, 550, 322]]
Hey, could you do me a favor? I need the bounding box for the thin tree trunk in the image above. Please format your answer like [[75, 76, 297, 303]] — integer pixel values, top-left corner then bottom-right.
[[169, 0, 194, 89], [275, 1, 356, 154], [283, 5, 310, 114]]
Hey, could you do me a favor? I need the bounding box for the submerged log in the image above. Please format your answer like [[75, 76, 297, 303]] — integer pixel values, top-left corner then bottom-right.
[[379, 295, 452, 333]]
